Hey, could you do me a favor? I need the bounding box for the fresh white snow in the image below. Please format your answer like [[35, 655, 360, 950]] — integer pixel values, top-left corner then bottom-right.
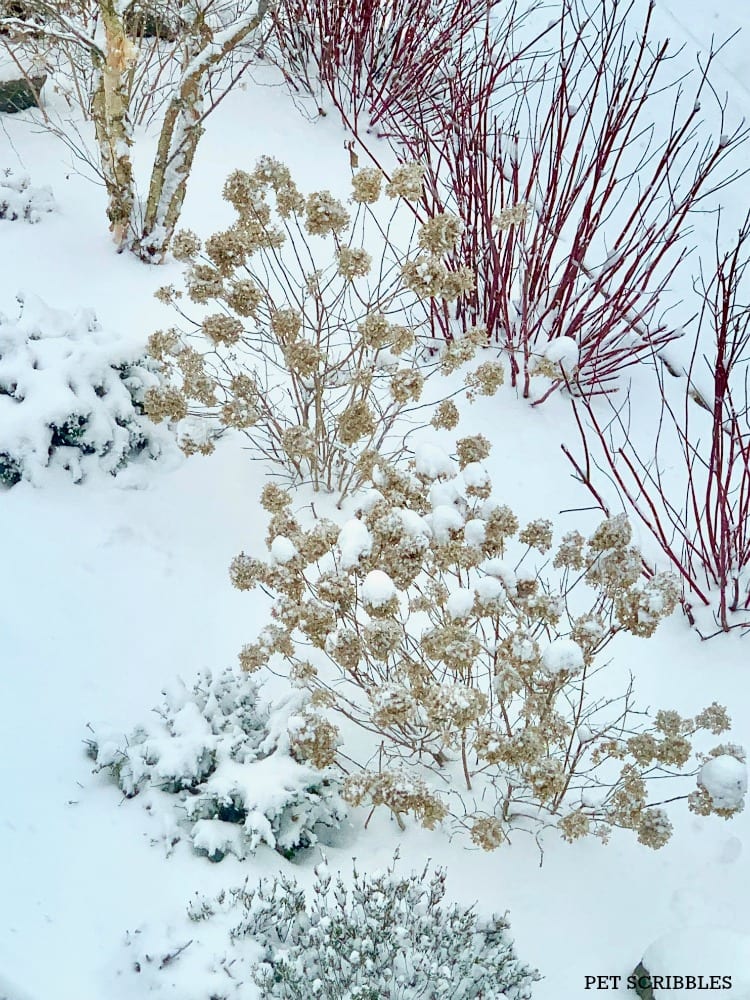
[[699, 755, 748, 812], [1, 3, 750, 999]]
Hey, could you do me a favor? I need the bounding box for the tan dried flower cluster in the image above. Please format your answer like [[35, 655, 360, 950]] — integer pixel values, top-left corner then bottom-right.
[[304, 191, 350, 236], [225, 279, 263, 318], [343, 770, 448, 830], [402, 256, 474, 301], [465, 361, 505, 399], [431, 398, 460, 430], [230, 435, 740, 848], [494, 203, 530, 230], [288, 710, 339, 769], [202, 313, 243, 346], [439, 327, 488, 374], [385, 162, 426, 200], [337, 246, 372, 279], [171, 229, 202, 261], [143, 385, 188, 422], [418, 213, 464, 254], [350, 167, 382, 204]]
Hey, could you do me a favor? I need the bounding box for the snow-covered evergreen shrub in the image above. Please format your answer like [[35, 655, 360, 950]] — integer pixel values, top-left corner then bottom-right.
[[230, 441, 745, 849], [190, 851, 538, 999], [86, 666, 346, 861], [144, 157, 486, 503], [0, 293, 170, 486], [0, 169, 55, 223]]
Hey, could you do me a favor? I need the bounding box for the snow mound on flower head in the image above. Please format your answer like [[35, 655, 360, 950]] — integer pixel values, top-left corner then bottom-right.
[[271, 535, 298, 564], [698, 755, 747, 811], [543, 336, 579, 374], [361, 569, 396, 608], [338, 518, 373, 568], [642, 927, 750, 999], [414, 442, 457, 480], [429, 504, 465, 543], [446, 588, 475, 620], [462, 461, 490, 490], [541, 638, 584, 676], [464, 518, 486, 548]]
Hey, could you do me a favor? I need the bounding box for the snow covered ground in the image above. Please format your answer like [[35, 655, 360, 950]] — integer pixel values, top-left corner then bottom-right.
[[2, 2, 750, 998]]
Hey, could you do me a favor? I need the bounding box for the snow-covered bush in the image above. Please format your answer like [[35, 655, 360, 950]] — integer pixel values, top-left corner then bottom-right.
[[144, 157, 488, 503], [86, 666, 346, 861], [0, 169, 55, 222], [0, 293, 170, 486], [189, 852, 539, 999], [230, 439, 745, 848]]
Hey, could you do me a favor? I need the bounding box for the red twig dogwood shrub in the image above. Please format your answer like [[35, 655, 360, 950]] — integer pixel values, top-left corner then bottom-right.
[[263, 0, 533, 139], [564, 211, 750, 636], [390, 0, 747, 400]]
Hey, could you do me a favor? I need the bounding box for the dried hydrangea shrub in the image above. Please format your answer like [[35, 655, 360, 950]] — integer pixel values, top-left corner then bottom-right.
[[144, 157, 484, 503], [231, 439, 743, 849]]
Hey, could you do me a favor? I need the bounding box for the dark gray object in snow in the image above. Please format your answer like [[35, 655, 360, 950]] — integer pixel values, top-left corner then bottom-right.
[[0, 74, 45, 113]]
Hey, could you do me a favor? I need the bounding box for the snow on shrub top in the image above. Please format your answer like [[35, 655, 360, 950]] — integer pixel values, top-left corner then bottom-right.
[[86, 665, 346, 861], [698, 754, 747, 812], [0, 293, 172, 485], [0, 169, 56, 224], [230, 852, 540, 999], [540, 638, 585, 677], [361, 569, 397, 608]]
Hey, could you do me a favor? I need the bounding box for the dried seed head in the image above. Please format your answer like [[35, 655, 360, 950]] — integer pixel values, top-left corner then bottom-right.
[[284, 339, 323, 377], [337, 400, 376, 445], [186, 264, 225, 303], [385, 162, 426, 200], [202, 313, 244, 345], [431, 399, 460, 430], [337, 246, 372, 280], [418, 213, 463, 253], [519, 519, 554, 553], [589, 513, 632, 551], [260, 483, 293, 513], [146, 328, 181, 361], [281, 425, 315, 458], [494, 202, 529, 230], [225, 279, 263, 318], [389, 368, 424, 405], [465, 360, 504, 398], [271, 308, 302, 343], [456, 434, 491, 469], [205, 226, 250, 275], [358, 312, 392, 350], [305, 191, 350, 236], [171, 228, 201, 261], [351, 167, 382, 204], [143, 386, 188, 422], [470, 815, 506, 850]]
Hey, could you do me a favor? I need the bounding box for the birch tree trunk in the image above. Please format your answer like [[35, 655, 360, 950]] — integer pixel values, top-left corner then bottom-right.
[[90, 0, 137, 250], [133, 0, 271, 262]]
